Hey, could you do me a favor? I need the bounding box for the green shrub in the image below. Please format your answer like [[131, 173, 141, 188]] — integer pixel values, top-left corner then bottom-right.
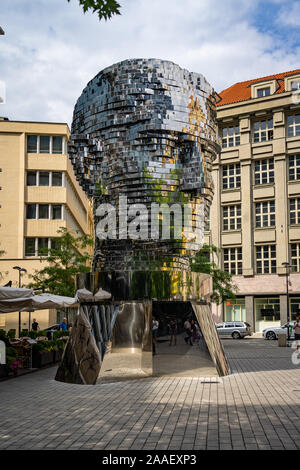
[[53, 330, 70, 340], [7, 329, 16, 339], [0, 329, 10, 346], [6, 347, 17, 357]]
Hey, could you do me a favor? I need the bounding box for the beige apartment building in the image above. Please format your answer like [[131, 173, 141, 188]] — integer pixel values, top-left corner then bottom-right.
[[0, 119, 93, 333], [206, 68, 300, 332]]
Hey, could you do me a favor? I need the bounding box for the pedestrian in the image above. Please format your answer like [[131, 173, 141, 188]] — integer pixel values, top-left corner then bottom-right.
[[168, 319, 177, 346], [184, 318, 193, 346], [191, 319, 200, 344], [293, 316, 300, 350], [59, 317, 68, 332], [31, 318, 39, 331], [152, 316, 159, 342]]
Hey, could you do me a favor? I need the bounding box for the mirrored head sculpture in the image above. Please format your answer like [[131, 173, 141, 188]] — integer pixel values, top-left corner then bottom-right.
[[55, 59, 229, 385], [69, 59, 219, 271]]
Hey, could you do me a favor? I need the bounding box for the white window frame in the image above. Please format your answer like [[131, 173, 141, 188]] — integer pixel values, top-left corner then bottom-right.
[[254, 158, 274, 185], [290, 198, 300, 225], [255, 200, 275, 228], [26, 135, 65, 154], [25, 203, 64, 220], [256, 245, 276, 274], [223, 247, 242, 275], [24, 237, 56, 257], [291, 243, 300, 272], [222, 163, 241, 190], [287, 114, 300, 138], [223, 204, 241, 231], [288, 155, 300, 181], [221, 125, 240, 148], [253, 118, 273, 143]]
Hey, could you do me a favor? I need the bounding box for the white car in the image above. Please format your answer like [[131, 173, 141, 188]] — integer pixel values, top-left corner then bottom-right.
[[262, 321, 296, 340]]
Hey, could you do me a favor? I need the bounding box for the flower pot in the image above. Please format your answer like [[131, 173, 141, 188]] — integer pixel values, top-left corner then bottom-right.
[[32, 350, 54, 368], [0, 364, 8, 378]]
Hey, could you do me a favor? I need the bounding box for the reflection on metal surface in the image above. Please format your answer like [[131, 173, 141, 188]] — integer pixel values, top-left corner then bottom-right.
[[69, 59, 220, 272], [77, 270, 212, 302], [98, 301, 152, 381], [191, 302, 230, 376]]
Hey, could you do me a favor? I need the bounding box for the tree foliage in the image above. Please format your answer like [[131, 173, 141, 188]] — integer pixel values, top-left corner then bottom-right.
[[27, 227, 93, 297], [190, 244, 238, 305], [69, 0, 121, 21]]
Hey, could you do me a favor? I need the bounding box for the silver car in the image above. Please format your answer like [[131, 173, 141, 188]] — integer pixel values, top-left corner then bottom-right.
[[262, 321, 296, 340], [216, 321, 252, 339]]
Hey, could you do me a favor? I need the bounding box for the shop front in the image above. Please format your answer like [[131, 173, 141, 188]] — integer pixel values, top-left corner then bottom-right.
[[254, 297, 280, 332], [224, 298, 246, 322]]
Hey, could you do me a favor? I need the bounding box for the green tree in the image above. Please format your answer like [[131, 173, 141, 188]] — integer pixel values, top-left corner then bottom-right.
[[27, 227, 93, 297], [190, 244, 238, 305], [69, 0, 121, 21]]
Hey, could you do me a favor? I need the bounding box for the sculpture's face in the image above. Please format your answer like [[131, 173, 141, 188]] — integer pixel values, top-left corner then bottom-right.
[[69, 59, 220, 270]]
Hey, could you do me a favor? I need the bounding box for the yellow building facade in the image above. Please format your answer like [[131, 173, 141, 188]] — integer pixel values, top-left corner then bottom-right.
[[0, 119, 93, 333], [206, 69, 300, 332]]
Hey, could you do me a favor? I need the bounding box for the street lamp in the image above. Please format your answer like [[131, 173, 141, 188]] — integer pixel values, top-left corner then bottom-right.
[[282, 262, 292, 342], [13, 266, 27, 337]]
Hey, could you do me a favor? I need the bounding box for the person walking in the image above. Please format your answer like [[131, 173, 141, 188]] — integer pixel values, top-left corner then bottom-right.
[[31, 318, 39, 331], [168, 319, 177, 346], [184, 318, 193, 346], [152, 316, 159, 342], [293, 316, 300, 350], [59, 317, 68, 332]]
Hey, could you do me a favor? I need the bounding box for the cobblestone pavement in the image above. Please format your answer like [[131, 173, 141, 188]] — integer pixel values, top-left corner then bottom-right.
[[0, 338, 299, 450]]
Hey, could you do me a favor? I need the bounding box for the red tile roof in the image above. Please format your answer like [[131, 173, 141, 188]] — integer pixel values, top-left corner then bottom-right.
[[217, 68, 300, 107]]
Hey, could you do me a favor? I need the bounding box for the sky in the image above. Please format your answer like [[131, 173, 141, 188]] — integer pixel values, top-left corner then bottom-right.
[[0, 0, 299, 125]]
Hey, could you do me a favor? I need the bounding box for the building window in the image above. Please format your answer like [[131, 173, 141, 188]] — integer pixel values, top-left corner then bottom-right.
[[223, 205, 241, 231], [222, 163, 241, 190], [25, 237, 57, 257], [257, 87, 271, 97], [26, 171, 64, 187], [27, 135, 38, 153], [254, 158, 274, 185], [255, 298, 280, 331], [224, 299, 246, 322], [38, 204, 50, 219], [26, 204, 36, 219], [256, 245, 276, 274], [287, 114, 300, 137], [39, 171, 50, 186], [39, 136, 50, 153], [223, 247, 242, 275], [221, 125, 240, 148], [27, 171, 37, 186], [52, 205, 62, 220], [291, 80, 300, 91], [288, 155, 300, 181], [253, 119, 273, 143], [290, 198, 300, 225], [255, 200, 275, 227], [24, 238, 36, 257], [291, 243, 300, 272], [52, 136, 63, 154], [52, 172, 63, 186], [26, 135, 64, 154], [25, 204, 63, 220]]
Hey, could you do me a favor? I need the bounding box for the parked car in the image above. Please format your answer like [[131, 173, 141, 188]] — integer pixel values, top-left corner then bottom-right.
[[44, 324, 60, 340], [216, 321, 252, 339], [262, 321, 296, 340]]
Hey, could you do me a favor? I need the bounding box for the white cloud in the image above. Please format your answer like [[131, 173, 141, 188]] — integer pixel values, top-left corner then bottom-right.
[[0, 0, 299, 125]]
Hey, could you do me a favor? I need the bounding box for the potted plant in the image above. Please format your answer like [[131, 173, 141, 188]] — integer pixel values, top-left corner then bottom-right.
[[32, 341, 54, 368]]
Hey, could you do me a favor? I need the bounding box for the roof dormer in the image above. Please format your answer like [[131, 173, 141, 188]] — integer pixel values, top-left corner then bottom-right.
[[250, 79, 278, 99]]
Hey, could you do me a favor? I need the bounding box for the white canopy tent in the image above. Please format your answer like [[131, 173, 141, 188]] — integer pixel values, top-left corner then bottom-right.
[[0, 286, 78, 313], [0, 286, 111, 313]]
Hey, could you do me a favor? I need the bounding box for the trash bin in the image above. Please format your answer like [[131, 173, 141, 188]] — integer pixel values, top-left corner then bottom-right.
[[278, 333, 287, 347]]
